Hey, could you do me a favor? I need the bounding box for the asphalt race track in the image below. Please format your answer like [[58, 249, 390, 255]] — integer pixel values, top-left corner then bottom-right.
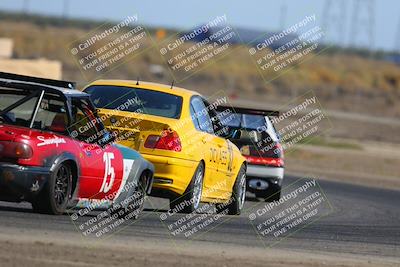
[[0, 175, 399, 265]]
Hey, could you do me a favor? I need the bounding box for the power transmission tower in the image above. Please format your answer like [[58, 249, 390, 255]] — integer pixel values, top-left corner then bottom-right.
[[62, 0, 70, 19], [395, 17, 400, 53], [321, 0, 347, 46], [22, 0, 29, 14], [280, 2, 287, 30], [349, 0, 375, 50]]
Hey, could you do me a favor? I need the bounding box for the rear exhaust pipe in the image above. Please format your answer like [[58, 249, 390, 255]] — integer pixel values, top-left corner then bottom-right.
[[248, 179, 269, 190]]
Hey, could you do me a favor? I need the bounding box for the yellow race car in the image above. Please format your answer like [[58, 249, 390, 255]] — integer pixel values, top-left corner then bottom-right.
[[83, 80, 247, 215]]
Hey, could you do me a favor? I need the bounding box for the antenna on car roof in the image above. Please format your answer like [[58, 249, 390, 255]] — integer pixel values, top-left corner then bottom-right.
[[136, 77, 139, 85], [170, 80, 174, 89]]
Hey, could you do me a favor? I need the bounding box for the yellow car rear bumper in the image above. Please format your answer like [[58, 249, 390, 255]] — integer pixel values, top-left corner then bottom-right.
[[142, 154, 197, 196]]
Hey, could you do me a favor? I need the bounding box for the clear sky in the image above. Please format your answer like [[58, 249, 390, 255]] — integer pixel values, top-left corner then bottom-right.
[[0, 0, 398, 52]]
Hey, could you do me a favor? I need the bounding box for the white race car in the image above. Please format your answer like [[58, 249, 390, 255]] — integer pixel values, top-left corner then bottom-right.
[[217, 106, 284, 201]]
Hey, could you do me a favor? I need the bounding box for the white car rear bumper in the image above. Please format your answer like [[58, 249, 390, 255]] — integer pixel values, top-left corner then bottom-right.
[[246, 165, 284, 190], [247, 165, 284, 179]]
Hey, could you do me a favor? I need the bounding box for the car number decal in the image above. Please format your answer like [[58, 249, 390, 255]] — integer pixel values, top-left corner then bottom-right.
[[227, 141, 234, 172], [100, 152, 115, 193]]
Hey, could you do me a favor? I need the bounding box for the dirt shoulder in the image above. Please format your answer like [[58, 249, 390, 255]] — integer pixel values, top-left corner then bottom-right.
[[285, 140, 400, 190], [0, 232, 398, 267]]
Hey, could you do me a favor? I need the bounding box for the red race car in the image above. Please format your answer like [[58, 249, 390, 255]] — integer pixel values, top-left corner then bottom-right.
[[0, 72, 154, 216]]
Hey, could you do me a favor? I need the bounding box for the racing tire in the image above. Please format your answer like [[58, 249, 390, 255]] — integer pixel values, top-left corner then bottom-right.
[[216, 164, 246, 215], [32, 162, 73, 215], [111, 172, 148, 220], [256, 184, 281, 202], [170, 162, 204, 214]]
